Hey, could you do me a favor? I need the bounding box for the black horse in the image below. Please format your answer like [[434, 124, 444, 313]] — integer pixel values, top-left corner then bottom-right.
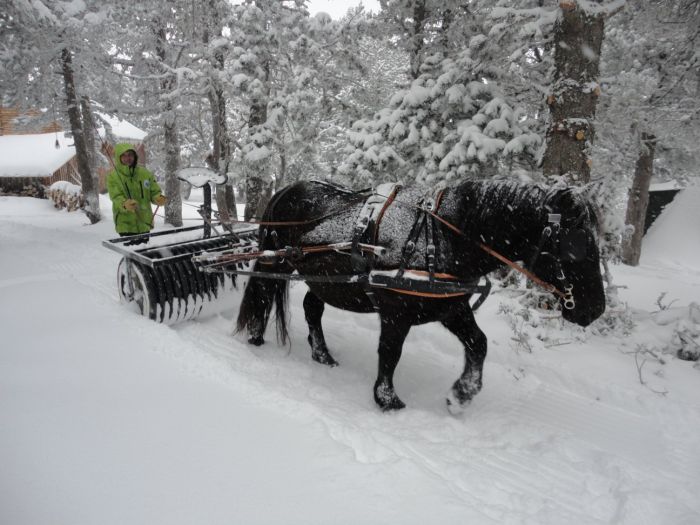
[[236, 180, 605, 412]]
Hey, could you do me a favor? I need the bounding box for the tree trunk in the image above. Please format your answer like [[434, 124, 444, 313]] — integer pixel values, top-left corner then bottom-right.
[[163, 109, 182, 227], [155, 25, 182, 227], [60, 48, 100, 223], [80, 96, 97, 177], [542, 1, 606, 184], [243, 64, 272, 222], [409, 0, 427, 79], [277, 150, 286, 191], [622, 132, 657, 266], [243, 140, 272, 222], [205, 17, 237, 223]]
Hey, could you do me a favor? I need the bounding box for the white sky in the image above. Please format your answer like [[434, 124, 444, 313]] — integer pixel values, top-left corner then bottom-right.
[[307, 0, 380, 18]]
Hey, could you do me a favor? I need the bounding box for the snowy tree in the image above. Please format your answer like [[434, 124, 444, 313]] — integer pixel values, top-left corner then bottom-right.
[[263, 9, 387, 189], [153, 10, 184, 227], [342, 53, 541, 187], [378, 0, 432, 79], [594, 0, 700, 265], [226, 1, 380, 217], [0, 0, 108, 223], [377, 0, 473, 79], [341, 2, 542, 188], [201, 0, 237, 223], [227, 0, 301, 220], [318, 31, 410, 186]]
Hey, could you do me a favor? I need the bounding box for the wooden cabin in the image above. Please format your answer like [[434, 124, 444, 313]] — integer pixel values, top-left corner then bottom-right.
[[0, 132, 80, 196], [0, 106, 147, 196]]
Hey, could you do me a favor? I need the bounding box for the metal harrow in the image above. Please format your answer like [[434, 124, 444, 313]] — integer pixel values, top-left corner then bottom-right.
[[104, 224, 258, 323]]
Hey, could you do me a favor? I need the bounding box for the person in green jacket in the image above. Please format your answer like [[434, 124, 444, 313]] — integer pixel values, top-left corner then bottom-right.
[[107, 143, 167, 239]]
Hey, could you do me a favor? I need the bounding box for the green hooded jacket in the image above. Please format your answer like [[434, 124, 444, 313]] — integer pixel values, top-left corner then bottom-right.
[[106, 143, 163, 234]]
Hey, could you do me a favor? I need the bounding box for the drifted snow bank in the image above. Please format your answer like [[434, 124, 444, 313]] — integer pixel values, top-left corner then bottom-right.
[[642, 186, 700, 268]]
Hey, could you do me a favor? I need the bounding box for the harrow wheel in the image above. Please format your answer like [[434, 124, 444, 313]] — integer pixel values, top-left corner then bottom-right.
[[109, 227, 259, 323], [117, 258, 158, 320], [116, 257, 236, 323]]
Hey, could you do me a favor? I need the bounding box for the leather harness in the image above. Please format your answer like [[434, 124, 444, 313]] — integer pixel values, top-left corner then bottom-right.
[[349, 184, 491, 308]]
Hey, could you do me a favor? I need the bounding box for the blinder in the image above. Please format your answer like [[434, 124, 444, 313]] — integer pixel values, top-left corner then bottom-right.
[[527, 214, 592, 311], [558, 228, 588, 263]]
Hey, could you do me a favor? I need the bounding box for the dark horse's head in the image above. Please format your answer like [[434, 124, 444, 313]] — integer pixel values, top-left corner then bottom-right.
[[528, 188, 606, 327]]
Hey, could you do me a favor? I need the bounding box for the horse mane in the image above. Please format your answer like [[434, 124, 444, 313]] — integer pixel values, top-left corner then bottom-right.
[[453, 179, 597, 235]]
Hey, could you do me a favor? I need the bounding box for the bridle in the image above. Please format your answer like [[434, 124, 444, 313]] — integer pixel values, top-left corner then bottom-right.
[[526, 213, 579, 310]]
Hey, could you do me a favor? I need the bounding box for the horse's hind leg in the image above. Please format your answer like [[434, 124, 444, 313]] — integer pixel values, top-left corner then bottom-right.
[[441, 301, 487, 415], [303, 291, 338, 367]]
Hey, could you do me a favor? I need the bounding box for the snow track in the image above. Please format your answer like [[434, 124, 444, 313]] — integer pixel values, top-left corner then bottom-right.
[[167, 282, 700, 524]]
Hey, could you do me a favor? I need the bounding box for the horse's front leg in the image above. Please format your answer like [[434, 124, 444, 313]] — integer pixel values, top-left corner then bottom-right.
[[303, 291, 338, 367], [373, 313, 411, 411], [441, 300, 487, 415]]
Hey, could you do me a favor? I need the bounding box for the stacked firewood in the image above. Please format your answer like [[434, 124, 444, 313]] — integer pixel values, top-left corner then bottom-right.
[[48, 181, 85, 211]]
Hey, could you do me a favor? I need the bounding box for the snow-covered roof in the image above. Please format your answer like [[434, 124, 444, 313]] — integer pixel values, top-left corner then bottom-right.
[[649, 181, 683, 192], [0, 132, 76, 178], [96, 111, 147, 142]]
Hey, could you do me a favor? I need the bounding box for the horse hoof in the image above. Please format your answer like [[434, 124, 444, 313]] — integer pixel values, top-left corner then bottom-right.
[[447, 373, 481, 415], [312, 352, 339, 367], [248, 335, 265, 346], [381, 398, 406, 411], [374, 384, 406, 411], [446, 392, 468, 416]]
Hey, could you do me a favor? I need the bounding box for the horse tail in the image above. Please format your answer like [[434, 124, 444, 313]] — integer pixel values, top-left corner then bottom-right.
[[235, 263, 290, 346], [236, 185, 295, 345]]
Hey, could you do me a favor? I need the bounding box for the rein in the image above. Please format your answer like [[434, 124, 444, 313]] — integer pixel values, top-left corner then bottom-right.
[[220, 207, 355, 228], [476, 242, 564, 299]]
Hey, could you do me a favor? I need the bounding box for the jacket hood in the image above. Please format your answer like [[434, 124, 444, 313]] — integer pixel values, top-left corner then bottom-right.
[[113, 142, 139, 169]]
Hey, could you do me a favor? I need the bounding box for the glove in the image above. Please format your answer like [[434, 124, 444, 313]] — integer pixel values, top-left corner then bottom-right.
[[123, 199, 138, 212], [154, 194, 167, 206]]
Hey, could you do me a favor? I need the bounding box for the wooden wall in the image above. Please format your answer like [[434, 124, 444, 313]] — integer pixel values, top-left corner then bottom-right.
[[0, 107, 60, 136]]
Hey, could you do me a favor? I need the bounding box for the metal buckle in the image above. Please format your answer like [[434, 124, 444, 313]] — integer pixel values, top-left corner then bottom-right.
[[563, 285, 575, 310]]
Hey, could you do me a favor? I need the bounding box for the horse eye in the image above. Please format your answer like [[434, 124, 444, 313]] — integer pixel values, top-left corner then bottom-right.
[[560, 229, 588, 262]]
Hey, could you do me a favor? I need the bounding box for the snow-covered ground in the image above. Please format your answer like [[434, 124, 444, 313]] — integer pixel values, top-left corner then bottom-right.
[[1, 189, 699, 525]]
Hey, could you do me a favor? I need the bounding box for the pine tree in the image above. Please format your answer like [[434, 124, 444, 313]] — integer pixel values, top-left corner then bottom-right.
[[226, 1, 376, 216], [341, 1, 541, 187]]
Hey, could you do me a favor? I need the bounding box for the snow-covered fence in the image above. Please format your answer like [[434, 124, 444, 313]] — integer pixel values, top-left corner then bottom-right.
[[48, 181, 84, 211]]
